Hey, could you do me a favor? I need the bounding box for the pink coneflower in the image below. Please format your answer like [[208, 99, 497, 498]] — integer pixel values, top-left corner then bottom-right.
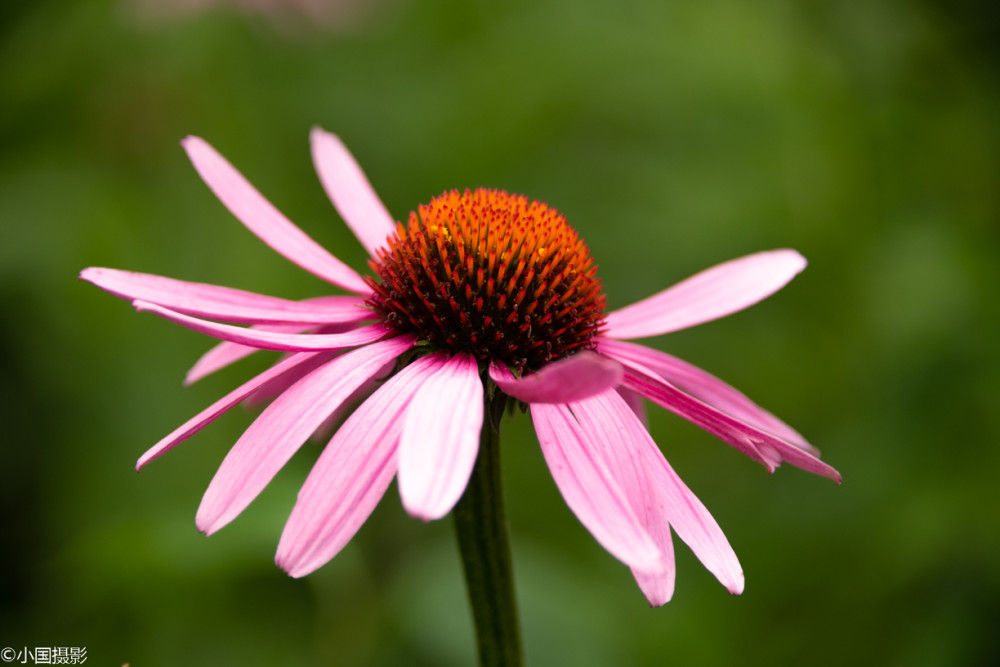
[[81, 129, 840, 607]]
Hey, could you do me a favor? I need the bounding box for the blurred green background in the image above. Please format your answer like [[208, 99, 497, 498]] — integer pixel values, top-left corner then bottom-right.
[[2, 0, 999, 665]]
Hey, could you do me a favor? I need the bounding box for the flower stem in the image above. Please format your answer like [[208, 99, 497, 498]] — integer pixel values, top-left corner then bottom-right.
[[453, 400, 523, 667]]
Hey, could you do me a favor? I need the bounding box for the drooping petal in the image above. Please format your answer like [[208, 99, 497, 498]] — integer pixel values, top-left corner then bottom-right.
[[633, 539, 676, 607], [488, 351, 623, 404], [310, 128, 397, 257], [277, 354, 443, 578], [240, 352, 339, 409], [618, 359, 842, 483], [294, 364, 393, 442], [644, 452, 744, 596], [133, 300, 389, 352], [600, 338, 817, 454], [569, 390, 744, 599], [195, 335, 414, 535], [398, 353, 483, 521], [530, 403, 661, 571], [604, 250, 807, 339], [136, 351, 330, 471], [559, 392, 676, 605], [185, 324, 307, 386], [80, 267, 370, 325], [181, 136, 370, 294], [185, 297, 372, 384]]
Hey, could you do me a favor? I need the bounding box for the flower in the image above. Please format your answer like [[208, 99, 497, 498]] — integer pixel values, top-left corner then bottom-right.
[[81, 129, 840, 605]]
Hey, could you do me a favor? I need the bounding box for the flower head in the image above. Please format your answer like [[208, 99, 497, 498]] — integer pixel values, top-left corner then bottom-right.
[[81, 129, 840, 605], [367, 188, 606, 372]]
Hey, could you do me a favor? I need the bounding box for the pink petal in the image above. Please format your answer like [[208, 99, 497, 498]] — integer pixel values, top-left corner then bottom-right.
[[398, 354, 483, 521], [185, 297, 371, 384], [296, 366, 392, 441], [240, 352, 339, 409], [80, 267, 370, 325], [276, 354, 444, 577], [184, 325, 307, 386], [529, 403, 661, 571], [181, 136, 370, 294], [195, 336, 414, 535], [133, 300, 389, 352], [488, 351, 623, 403], [136, 351, 330, 471], [559, 393, 676, 605], [569, 390, 744, 599], [600, 339, 817, 454], [618, 359, 842, 483], [604, 250, 807, 340], [310, 128, 397, 257], [237, 342, 388, 415], [633, 540, 676, 607]]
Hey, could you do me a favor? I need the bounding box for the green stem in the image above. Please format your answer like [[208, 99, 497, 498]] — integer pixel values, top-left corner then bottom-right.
[[453, 399, 523, 667]]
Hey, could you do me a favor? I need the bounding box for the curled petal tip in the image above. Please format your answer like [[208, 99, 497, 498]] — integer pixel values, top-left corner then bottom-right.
[[135, 451, 154, 472]]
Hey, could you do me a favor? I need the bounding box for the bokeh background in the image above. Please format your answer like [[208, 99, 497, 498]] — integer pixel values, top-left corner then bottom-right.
[[2, 0, 998, 665]]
